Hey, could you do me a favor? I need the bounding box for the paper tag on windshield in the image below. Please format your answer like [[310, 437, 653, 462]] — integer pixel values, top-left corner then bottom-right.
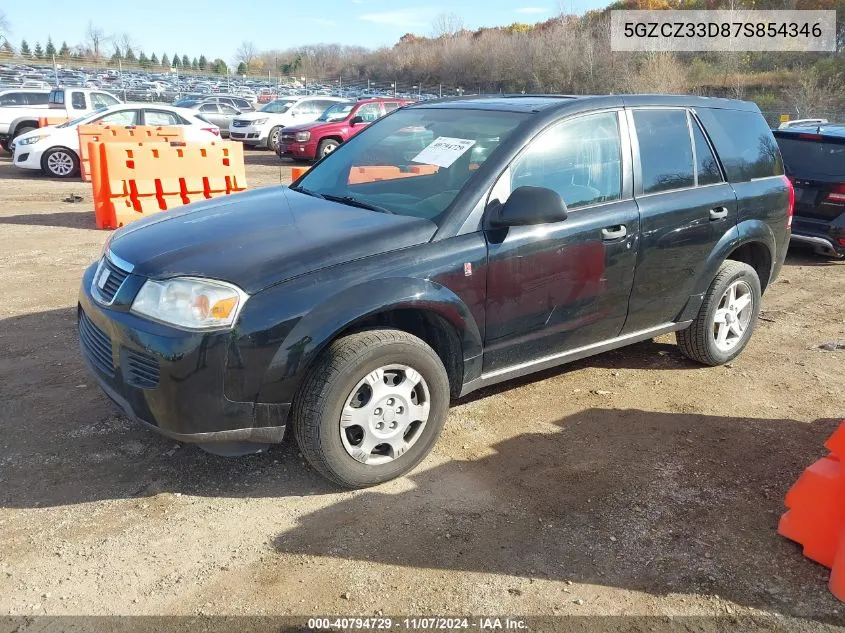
[[411, 137, 476, 169]]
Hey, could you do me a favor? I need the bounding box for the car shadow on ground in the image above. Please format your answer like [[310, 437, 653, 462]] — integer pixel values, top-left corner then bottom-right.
[[784, 248, 844, 267], [270, 409, 844, 623], [243, 151, 295, 168], [2, 307, 843, 620], [0, 209, 97, 229]]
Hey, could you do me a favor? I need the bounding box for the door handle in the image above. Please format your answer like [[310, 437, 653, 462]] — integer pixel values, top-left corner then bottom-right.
[[709, 207, 729, 220], [601, 225, 627, 240]]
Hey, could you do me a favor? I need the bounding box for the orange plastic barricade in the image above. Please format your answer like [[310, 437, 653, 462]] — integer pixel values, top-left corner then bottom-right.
[[290, 166, 309, 181], [38, 117, 69, 128], [347, 164, 439, 185], [78, 125, 185, 182], [89, 141, 246, 229], [779, 419, 845, 601]]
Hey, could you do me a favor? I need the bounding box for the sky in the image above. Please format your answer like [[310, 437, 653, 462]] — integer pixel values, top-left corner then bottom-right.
[[2, 0, 607, 63]]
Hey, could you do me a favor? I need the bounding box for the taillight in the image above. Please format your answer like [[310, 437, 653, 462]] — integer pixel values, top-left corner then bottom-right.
[[783, 174, 794, 228], [202, 127, 220, 137], [826, 183, 845, 204]]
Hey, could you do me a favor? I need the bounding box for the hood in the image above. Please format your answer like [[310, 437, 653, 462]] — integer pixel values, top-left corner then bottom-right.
[[109, 186, 438, 294], [237, 108, 291, 121], [282, 120, 329, 133]]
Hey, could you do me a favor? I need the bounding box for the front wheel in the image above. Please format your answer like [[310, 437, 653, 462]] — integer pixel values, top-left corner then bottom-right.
[[676, 260, 761, 365], [317, 138, 340, 158], [291, 329, 450, 488], [266, 126, 281, 151], [41, 147, 80, 178]]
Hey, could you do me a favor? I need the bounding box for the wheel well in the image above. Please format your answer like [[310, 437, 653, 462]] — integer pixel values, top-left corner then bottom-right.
[[339, 309, 464, 399], [12, 120, 39, 136], [318, 136, 343, 147], [726, 242, 772, 292]]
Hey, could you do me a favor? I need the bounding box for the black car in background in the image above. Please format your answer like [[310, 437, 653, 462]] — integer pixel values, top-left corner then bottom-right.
[[773, 124, 845, 258], [78, 95, 792, 488]]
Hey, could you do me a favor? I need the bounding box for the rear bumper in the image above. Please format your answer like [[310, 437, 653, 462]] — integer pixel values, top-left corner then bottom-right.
[[792, 213, 845, 257]]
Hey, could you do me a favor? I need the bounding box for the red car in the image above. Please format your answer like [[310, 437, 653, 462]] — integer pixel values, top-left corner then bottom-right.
[[277, 98, 412, 162]]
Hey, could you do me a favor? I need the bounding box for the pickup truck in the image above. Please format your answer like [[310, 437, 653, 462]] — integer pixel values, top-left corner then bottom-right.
[[0, 87, 121, 152]]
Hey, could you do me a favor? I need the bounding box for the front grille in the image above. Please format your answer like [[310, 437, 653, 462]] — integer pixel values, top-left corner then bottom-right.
[[232, 119, 250, 128], [124, 349, 160, 389], [93, 257, 130, 304], [280, 133, 296, 143], [79, 310, 114, 377]]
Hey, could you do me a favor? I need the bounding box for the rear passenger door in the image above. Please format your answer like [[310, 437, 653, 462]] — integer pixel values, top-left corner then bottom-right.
[[622, 108, 737, 333]]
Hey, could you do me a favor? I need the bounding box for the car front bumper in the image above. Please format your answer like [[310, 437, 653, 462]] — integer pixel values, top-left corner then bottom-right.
[[12, 143, 45, 170], [279, 140, 318, 160], [77, 262, 288, 445], [229, 125, 267, 144]]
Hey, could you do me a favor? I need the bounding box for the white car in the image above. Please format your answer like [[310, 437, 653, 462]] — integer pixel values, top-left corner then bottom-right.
[[12, 104, 221, 178], [229, 96, 348, 150]]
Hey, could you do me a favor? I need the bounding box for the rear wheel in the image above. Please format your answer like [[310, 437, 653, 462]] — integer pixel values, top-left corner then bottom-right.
[[291, 329, 450, 488], [41, 147, 80, 178], [12, 126, 36, 144], [676, 260, 761, 365]]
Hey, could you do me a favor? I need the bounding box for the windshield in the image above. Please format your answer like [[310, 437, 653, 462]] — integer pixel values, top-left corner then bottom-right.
[[318, 103, 355, 122], [295, 107, 527, 225], [260, 99, 296, 114], [57, 107, 110, 128]]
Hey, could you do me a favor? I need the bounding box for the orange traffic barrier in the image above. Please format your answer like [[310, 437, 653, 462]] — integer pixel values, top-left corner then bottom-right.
[[88, 141, 246, 229], [290, 166, 309, 181], [347, 164, 439, 185], [38, 117, 69, 128], [779, 419, 845, 601], [78, 125, 184, 182]]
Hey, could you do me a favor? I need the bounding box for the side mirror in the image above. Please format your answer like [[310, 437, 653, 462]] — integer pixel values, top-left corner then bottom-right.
[[349, 115, 364, 126], [488, 186, 568, 228]]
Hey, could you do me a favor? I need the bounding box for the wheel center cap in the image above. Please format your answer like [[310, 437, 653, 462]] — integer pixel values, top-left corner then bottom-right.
[[382, 408, 396, 424]]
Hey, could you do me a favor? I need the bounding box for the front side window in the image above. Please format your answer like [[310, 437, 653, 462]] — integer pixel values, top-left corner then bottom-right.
[[506, 111, 623, 210], [633, 109, 695, 194], [92, 93, 119, 108], [95, 110, 139, 126], [295, 107, 527, 225], [356, 103, 382, 123], [318, 103, 355, 122], [71, 92, 87, 110], [49, 90, 65, 105], [383, 102, 402, 113], [145, 110, 180, 126]]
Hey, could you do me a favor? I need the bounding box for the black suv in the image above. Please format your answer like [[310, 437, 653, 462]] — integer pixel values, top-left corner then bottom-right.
[[773, 124, 845, 258], [78, 95, 792, 487]]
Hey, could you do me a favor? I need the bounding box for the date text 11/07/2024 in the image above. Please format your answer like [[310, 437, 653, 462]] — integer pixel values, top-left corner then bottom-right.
[[307, 617, 529, 630]]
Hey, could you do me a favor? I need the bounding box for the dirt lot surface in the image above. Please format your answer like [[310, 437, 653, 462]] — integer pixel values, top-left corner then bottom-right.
[[1, 150, 844, 631]]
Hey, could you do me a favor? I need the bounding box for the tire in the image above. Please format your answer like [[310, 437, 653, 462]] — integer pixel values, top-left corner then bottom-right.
[[0, 140, 9, 153], [266, 126, 281, 151], [41, 147, 80, 178], [676, 260, 761, 366], [317, 138, 340, 159], [12, 126, 36, 143], [291, 329, 450, 488]]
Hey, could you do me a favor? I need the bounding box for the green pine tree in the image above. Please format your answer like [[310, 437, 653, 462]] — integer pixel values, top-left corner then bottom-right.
[[138, 51, 149, 67], [198, 54, 208, 70], [33, 42, 44, 58], [58, 41, 70, 57], [124, 46, 136, 62], [181, 54, 189, 67], [150, 52, 159, 65], [236, 62, 246, 75], [191, 57, 198, 70], [161, 53, 169, 68], [20, 40, 31, 57], [172, 55, 180, 67], [211, 59, 228, 74], [45, 37, 56, 58]]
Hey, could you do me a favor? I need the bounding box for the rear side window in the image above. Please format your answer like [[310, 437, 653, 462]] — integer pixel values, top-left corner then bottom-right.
[[691, 115, 723, 186], [633, 109, 694, 194], [27, 93, 49, 105], [71, 92, 86, 110], [695, 108, 784, 182], [0, 92, 26, 106], [145, 110, 180, 126]]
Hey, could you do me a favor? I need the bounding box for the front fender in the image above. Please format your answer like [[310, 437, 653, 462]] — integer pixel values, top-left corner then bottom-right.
[[252, 277, 484, 405]]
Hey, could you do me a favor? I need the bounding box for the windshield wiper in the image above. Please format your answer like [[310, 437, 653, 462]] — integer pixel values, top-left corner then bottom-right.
[[321, 194, 396, 215], [289, 185, 325, 200]]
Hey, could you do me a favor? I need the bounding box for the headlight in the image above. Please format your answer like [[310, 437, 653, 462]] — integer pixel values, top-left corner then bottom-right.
[[295, 131, 311, 142], [251, 118, 268, 126], [18, 134, 48, 146], [131, 277, 248, 330]]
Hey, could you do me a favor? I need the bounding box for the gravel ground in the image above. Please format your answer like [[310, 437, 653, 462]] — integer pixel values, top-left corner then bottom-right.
[[0, 150, 844, 631]]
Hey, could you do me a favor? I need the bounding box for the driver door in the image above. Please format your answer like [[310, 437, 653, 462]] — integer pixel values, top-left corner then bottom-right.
[[482, 110, 640, 373]]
